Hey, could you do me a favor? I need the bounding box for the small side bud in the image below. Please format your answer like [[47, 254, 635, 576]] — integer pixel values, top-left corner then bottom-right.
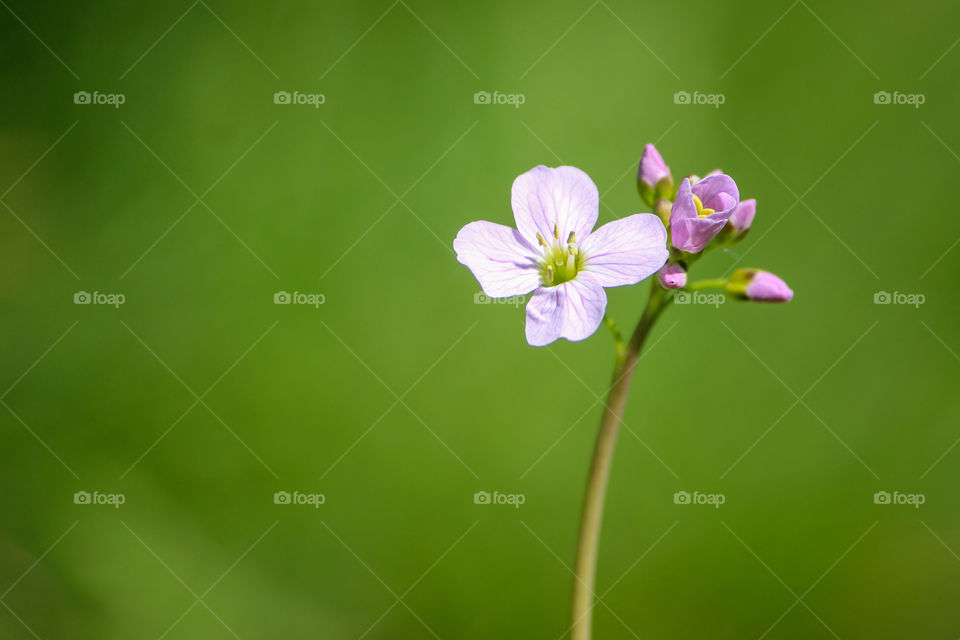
[[638, 144, 673, 207], [657, 263, 687, 290], [718, 199, 756, 245], [726, 269, 793, 302], [654, 197, 672, 227]]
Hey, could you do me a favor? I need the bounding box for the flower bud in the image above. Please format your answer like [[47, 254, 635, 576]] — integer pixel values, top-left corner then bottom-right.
[[728, 199, 755, 234], [653, 197, 672, 227], [716, 199, 755, 245], [658, 263, 687, 289], [637, 144, 673, 207], [725, 269, 793, 302]]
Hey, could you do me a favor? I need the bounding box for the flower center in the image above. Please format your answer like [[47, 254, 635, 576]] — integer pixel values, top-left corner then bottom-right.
[[537, 226, 583, 287], [693, 194, 715, 218]]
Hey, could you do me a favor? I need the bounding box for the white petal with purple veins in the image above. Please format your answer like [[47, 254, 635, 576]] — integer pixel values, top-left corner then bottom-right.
[[524, 273, 606, 346], [454, 221, 541, 297], [511, 166, 599, 246], [580, 214, 668, 287]]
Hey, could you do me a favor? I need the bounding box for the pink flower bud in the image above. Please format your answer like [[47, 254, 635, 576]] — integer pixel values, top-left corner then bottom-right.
[[657, 263, 687, 290], [638, 144, 670, 188], [728, 199, 756, 235], [726, 269, 793, 302]]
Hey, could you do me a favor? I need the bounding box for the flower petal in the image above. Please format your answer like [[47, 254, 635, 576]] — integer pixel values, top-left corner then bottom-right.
[[670, 216, 728, 253], [454, 221, 541, 297], [524, 273, 606, 346], [580, 214, 669, 287], [511, 166, 599, 245], [691, 173, 739, 216], [669, 178, 697, 221]]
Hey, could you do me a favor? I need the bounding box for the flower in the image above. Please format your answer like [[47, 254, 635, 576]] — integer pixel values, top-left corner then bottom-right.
[[657, 263, 687, 290], [669, 175, 740, 253], [726, 269, 793, 302], [454, 165, 669, 346], [637, 144, 673, 207]]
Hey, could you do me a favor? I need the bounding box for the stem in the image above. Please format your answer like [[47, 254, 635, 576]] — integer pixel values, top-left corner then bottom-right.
[[687, 278, 727, 291], [570, 283, 670, 640], [602, 315, 626, 364]]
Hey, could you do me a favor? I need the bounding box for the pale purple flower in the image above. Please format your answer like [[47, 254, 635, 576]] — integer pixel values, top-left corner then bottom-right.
[[727, 269, 793, 302], [727, 198, 756, 235], [454, 166, 669, 346], [669, 175, 740, 253], [657, 263, 686, 290]]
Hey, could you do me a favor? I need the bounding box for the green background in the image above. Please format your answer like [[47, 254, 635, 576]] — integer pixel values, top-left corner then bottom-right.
[[1, 1, 958, 638]]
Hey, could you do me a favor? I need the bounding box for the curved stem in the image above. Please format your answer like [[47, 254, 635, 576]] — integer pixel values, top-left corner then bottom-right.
[[570, 283, 670, 640]]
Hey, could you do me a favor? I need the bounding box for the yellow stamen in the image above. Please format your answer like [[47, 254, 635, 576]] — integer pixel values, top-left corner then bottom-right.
[[693, 194, 715, 218]]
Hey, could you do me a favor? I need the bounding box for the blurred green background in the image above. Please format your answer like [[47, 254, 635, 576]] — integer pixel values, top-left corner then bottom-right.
[[1, 0, 959, 638]]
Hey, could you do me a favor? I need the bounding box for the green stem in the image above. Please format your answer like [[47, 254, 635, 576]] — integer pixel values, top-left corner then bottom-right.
[[602, 315, 626, 364], [570, 283, 670, 640], [687, 278, 727, 291]]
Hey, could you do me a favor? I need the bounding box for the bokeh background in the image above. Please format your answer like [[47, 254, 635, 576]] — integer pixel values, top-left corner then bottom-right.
[[1, 0, 959, 638]]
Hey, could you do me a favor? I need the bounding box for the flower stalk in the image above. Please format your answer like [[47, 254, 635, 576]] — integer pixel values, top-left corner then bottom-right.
[[570, 282, 670, 640]]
